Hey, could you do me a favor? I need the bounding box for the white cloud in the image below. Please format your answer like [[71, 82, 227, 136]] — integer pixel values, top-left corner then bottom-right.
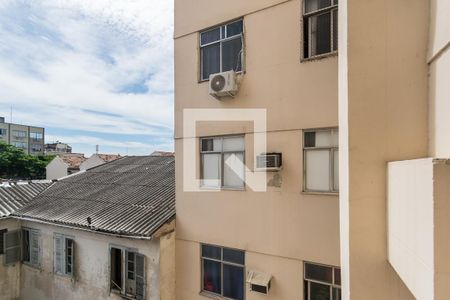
[[0, 0, 174, 154]]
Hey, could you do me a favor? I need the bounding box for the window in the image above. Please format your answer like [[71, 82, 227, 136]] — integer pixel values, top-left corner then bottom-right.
[[12, 142, 27, 150], [31, 144, 43, 152], [30, 132, 43, 141], [304, 262, 341, 300], [110, 246, 146, 300], [4, 230, 20, 265], [12, 130, 26, 138], [303, 0, 338, 59], [22, 228, 41, 268], [54, 234, 74, 276], [303, 128, 338, 193], [201, 244, 245, 300], [0, 229, 6, 255], [0, 129, 6, 136], [200, 136, 245, 189], [200, 19, 244, 80]]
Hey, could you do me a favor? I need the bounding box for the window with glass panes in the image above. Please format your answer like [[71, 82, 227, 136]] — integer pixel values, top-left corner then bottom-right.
[[200, 136, 245, 189], [304, 262, 341, 300], [303, 0, 338, 58], [54, 233, 74, 277], [201, 244, 245, 300], [303, 128, 338, 192], [200, 19, 243, 80]]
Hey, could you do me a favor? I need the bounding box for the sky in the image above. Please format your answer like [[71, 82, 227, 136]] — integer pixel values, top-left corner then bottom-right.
[[0, 0, 174, 156]]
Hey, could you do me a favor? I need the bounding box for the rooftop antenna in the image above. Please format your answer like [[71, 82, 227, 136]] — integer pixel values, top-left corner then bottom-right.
[[10, 105, 12, 123], [95, 144, 99, 154]]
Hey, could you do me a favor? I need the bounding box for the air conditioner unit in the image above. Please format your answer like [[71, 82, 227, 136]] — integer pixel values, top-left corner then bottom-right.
[[256, 153, 282, 171], [209, 70, 239, 99], [247, 270, 272, 295]]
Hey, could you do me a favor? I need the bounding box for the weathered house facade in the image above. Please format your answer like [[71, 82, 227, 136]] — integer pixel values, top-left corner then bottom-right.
[[1, 156, 175, 300]]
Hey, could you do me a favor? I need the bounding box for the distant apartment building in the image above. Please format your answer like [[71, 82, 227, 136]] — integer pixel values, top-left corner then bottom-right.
[[175, 0, 449, 300], [44, 141, 72, 155], [0, 117, 44, 155]]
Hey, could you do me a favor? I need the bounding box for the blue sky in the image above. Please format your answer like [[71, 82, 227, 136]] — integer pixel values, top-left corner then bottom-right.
[[0, 0, 173, 156]]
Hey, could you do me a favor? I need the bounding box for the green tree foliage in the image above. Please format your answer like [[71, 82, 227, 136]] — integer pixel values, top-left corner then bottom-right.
[[0, 141, 55, 180]]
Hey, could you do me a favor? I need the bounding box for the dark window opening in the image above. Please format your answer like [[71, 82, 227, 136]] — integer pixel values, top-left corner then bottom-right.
[[111, 248, 123, 292]]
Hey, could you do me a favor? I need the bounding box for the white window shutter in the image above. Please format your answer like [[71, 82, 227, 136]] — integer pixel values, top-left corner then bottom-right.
[[30, 230, 41, 267], [135, 253, 146, 300], [54, 234, 64, 274], [4, 230, 20, 265]]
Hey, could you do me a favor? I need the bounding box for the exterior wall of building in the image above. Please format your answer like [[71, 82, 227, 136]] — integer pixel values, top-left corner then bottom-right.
[[175, 0, 339, 298], [45, 157, 69, 180], [159, 231, 176, 300], [17, 220, 161, 300], [428, 0, 450, 157], [433, 162, 450, 300], [387, 158, 434, 299], [9, 124, 30, 154], [80, 155, 105, 171], [0, 122, 44, 155], [339, 0, 429, 299], [0, 218, 22, 300]]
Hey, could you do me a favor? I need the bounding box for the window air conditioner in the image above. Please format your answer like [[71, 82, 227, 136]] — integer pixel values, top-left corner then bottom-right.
[[247, 270, 272, 295], [209, 70, 239, 99], [256, 153, 282, 171]]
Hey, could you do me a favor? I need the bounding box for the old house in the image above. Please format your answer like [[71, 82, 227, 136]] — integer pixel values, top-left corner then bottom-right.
[[1, 156, 175, 300], [80, 153, 122, 171], [45, 153, 86, 180]]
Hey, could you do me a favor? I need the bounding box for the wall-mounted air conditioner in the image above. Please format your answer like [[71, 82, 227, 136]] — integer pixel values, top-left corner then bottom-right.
[[247, 270, 272, 295], [209, 70, 239, 99], [255, 153, 282, 171]]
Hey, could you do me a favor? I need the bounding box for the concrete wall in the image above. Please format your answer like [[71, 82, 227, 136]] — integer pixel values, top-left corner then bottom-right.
[[16, 220, 161, 300], [428, 0, 450, 157], [339, 0, 429, 298], [159, 231, 175, 300], [46, 157, 68, 180], [433, 162, 450, 300], [175, 0, 340, 298], [0, 218, 22, 300], [387, 158, 434, 299], [80, 155, 105, 171]]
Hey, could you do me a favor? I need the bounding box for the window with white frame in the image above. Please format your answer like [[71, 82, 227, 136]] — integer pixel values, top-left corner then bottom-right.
[[303, 0, 338, 59], [200, 135, 245, 189], [303, 128, 338, 192], [201, 244, 245, 300], [30, 132, 43, 141], [0, 129, 6, 136], [304, 262, 341, 300], [110, 246, 146, 300], [54, 233, 74, 276], [12, 142, 27, 150], [12, 130, 26, 138], [200, 19, 243, 80]]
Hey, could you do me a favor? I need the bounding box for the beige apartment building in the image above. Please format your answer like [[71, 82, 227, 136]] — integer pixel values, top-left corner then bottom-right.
[[175, 0, 449, 300], [0, 117, 45, 155]]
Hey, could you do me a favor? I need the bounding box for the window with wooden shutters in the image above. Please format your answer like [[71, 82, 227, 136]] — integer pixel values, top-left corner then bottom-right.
[[0, 229, 6, 255], [4, 230, 20, 265], [135, 253, 146, 300], [54, 233, 74, 277], [22, 228, 41, 268]]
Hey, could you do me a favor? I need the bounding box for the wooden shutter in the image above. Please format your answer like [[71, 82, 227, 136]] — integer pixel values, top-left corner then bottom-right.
[[135, 253, 146, 300], [4, 230, 20, 265], [54, 234, 64, 274], [29, 230, 41, 267]]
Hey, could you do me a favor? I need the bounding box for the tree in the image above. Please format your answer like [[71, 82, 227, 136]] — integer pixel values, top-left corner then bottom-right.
[[0, 141, 55, 180]]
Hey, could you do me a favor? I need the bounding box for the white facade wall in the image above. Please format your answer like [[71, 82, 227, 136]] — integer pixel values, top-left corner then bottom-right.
[[0, 218, 22, 300], [387, 158, 435, 300], [429, 0, 450, 157], [45, 157, 68, 180], [80, 155, 105, 171]]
